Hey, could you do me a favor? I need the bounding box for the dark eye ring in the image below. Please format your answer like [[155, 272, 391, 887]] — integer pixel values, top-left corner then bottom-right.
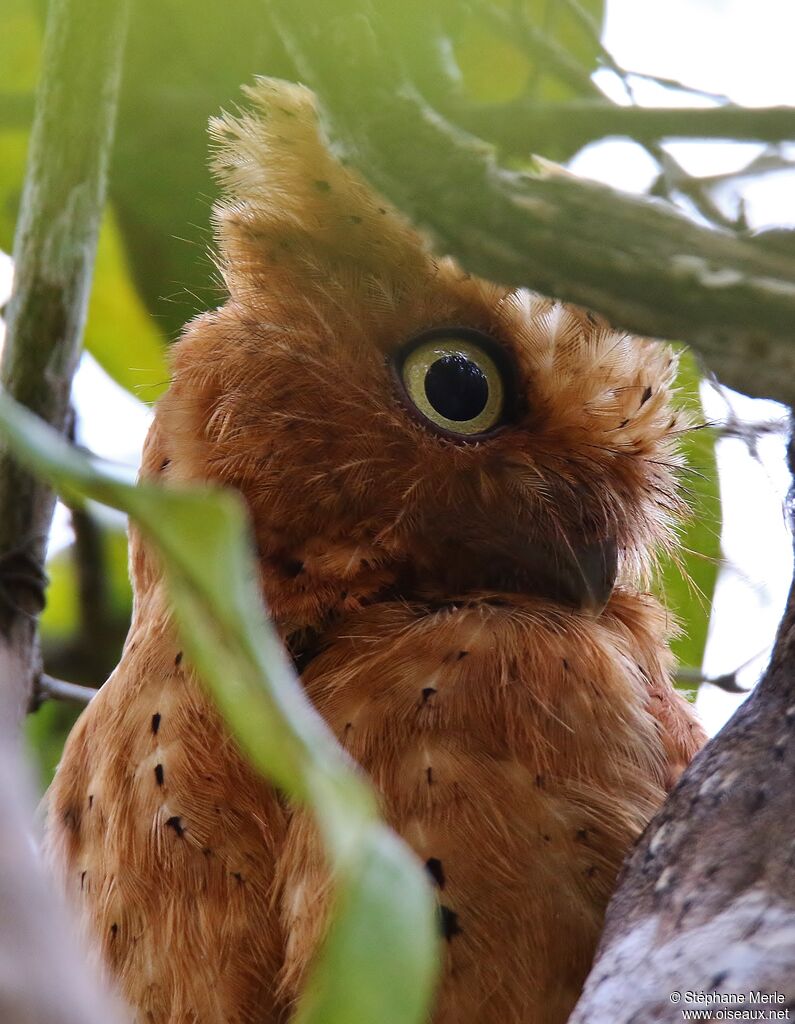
[[393, 327, 515, 439]]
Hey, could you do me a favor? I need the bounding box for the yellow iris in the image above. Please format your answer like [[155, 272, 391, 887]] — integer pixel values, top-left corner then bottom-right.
[[401, 336, 504, 436]]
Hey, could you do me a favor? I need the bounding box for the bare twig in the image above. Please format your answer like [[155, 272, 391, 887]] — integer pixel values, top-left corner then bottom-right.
[[610, 69, 735, 105], [558, 0, 734, 104], [714, 416, 790, 445], [39, 673, 98, 704], [650, 146, 747, 232], [675, 667, 745, 692]]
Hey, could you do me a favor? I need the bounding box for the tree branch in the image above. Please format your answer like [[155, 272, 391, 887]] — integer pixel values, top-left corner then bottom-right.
[[0, 0, 130, 723], [267, 0, 795, 409], [454, 100, 795, 155]]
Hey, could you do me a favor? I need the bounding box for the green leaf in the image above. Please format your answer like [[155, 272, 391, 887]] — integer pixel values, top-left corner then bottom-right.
[[0, 390, 439, 1024], [453, 0, 605, 108], [109, 0, 295, 339], [84, 210, 170, 402], [658, 349, 721, 677]]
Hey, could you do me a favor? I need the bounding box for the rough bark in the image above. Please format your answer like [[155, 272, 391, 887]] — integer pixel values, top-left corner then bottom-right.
[[0, 0, 130, 723], [268, 0, 795, 408], [568, 429, 795, 1023]]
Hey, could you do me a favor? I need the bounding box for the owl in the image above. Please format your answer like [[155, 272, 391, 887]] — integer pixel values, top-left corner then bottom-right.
[[46, 78, 706, 1024]]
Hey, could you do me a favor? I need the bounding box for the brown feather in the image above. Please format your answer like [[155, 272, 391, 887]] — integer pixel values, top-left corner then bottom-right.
[[46, 77, 705, 1024]]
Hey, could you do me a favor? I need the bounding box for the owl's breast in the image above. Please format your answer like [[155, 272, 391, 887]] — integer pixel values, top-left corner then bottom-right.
[[281, 591, 674, 1024]]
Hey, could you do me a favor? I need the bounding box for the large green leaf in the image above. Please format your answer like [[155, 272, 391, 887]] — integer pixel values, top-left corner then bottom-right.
[[452, 0, 605, 108], [109, 0, 294, 339], [658, 350, 721, 676], [84, 211, 169, 401], [0, 390, 439, 1024]]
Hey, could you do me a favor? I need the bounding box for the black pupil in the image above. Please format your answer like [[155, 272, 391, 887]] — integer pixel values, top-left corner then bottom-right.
[[424, 354, 489, 422]]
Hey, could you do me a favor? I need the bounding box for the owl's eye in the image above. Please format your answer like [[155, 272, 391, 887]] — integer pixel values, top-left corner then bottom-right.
[[396, 330, 510, 437]]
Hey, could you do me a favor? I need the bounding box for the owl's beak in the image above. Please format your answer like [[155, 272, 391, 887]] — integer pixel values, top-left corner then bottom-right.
[[482, 532, 617, 615], [426, 529, 618, 615], [554, 536, 618, 616]]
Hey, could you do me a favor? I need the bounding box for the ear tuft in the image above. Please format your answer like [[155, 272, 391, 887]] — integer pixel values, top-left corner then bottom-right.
[[208, 77, 428, 306]]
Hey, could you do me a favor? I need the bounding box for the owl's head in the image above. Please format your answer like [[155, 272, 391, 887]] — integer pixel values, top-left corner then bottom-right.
[[151, 78, 686, 644]]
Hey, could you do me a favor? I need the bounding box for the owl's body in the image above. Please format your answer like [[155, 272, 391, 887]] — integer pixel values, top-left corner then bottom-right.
[[47, 79, 705, 1024]]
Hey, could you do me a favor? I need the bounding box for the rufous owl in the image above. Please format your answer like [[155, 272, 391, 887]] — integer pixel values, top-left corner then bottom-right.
[[46, 78, 706, 1024]]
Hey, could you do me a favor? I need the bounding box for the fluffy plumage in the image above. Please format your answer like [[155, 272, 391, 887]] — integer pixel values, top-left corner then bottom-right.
[[47, 78, 705, 1024]]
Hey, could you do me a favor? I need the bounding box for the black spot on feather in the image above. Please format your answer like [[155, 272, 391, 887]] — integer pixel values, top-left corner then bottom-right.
[[426, 858, 445, 889], [151, 712, 161, 734], [439, 905, 462, 940], [166, 816, 185, 837], [154, 764, 164, 787]]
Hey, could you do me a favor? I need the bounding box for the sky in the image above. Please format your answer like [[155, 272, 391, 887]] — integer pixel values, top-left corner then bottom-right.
[[1, 0, 793, 735]]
